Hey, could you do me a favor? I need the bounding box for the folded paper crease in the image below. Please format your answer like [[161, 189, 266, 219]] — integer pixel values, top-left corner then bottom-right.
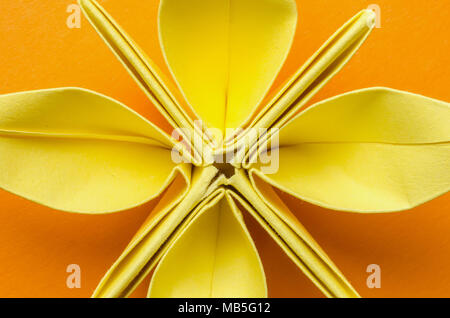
[[0, 0, 448, 299]]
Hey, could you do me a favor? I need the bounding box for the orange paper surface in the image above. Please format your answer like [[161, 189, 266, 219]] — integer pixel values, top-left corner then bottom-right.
[[0, 0, 449, 297]]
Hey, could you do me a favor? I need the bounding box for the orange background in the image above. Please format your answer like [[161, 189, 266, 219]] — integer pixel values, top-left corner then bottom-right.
[[0, 0, 449, 297]]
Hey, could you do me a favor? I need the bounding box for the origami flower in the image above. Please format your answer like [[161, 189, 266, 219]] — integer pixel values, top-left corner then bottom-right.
[[0, 0, 449, 298]]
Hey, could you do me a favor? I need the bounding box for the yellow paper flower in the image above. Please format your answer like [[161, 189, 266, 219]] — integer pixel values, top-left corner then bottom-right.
[[0, 0, 448, 298]]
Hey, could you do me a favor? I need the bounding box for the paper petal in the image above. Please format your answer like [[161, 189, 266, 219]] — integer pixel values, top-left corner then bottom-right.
[[79, 0, 192, 129], [239, 9, 375, 161], [251, 9, 376, 131], [159, 0, 297, 134], [230, 170, 358, 298], [254, 87, 450, 212], [79, 0, 211, 160], [148, 193, 267, 298], [0, 88, 186, 213], [93, 166, 219, 297]]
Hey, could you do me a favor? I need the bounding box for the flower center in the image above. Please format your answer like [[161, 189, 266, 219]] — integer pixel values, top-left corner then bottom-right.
[[213, 162, 236, 178]]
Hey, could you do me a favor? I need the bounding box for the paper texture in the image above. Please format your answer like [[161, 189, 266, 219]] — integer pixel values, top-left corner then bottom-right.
[[0, 0, 448, 298]]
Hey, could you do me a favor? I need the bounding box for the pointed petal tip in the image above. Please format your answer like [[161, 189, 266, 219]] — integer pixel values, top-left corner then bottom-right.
[[362, 9, 377, 29]]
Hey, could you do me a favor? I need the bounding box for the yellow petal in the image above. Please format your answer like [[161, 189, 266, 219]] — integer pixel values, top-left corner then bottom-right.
[[251, 9, 376, 131], [79, 0, 190, 129], [0, 87, 185, 213], [254, 88, 450, 212], [79, 0, 211, 160], [149, 193, 267, 298], [230, 170, 358, 298], [238, 9, 375, 161], [159, 0, 297, 134], [93, 166, 220, 297]]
